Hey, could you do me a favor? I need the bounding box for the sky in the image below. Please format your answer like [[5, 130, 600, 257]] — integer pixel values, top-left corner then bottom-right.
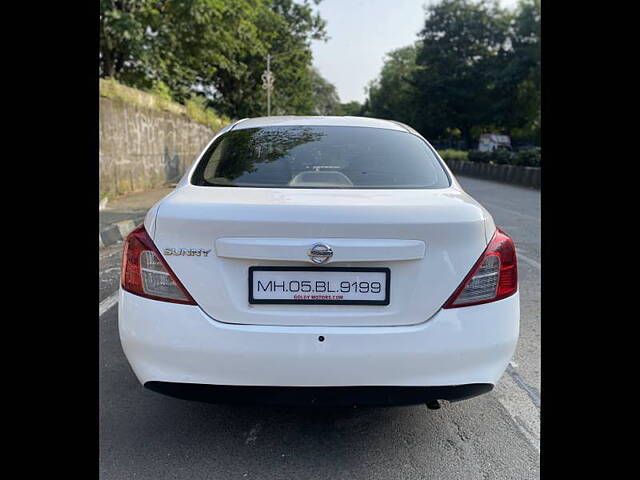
[[311, 0, 520, 104]]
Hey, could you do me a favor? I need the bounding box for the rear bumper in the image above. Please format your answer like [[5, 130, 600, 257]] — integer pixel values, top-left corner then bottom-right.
[[144, 382, 493, 406], [119, 289, 519, 391]]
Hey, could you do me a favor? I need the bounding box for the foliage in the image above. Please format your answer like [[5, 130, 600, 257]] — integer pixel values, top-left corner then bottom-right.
[[100, 0, 540, 137], [205, 0, 328, 117], [337, 101, 364, 116], [491, 149, 514, 165], [310, 67, 341, 115], [99, 0, 156, 81], [362, 0, 540, 146], [412, 0, 513, 143], [100, 0, 271, 102], [468, 151, 493, 163], [100, 0, 330, 118], [185, 94, 230, 131], [489, 0, 540, 139], [467, 148, 541, 167], [100, 77, 185, 116], [362, 44, 419, 124], [513, 148, 541, 167], [150, 80, 173, 101], [100, 78, 230, 131], [438, 149, 468, 162]]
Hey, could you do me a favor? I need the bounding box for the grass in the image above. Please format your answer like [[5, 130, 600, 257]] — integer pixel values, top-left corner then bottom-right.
[[99, 78, 230, 131], [185, 95, 230, 132], [438, 149, 469, 162]]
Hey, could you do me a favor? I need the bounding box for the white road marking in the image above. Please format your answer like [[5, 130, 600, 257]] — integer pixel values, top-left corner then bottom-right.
[[100, 249, 122, 260], [101, 267, 121, 275], [100, 291, 119, 317], [494, 374, 541, 453], [482, 202, 540, 222], [516, 251, 541, 270]]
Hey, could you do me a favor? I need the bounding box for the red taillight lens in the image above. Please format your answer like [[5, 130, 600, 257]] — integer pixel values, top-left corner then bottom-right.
[[121, 225, 196, 305], [443, 228, 518, 308]]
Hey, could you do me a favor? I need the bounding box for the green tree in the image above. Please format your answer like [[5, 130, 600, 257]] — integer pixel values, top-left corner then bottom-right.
[[100, 0, 328, 117], [146, 0, 268, 103], [412, 0, 512, 144], [509, 0, 541, 141], [362, 44, 419, 125], [210, 0, 327, 118], [99, 0, 266, 101], [338, 101, 364, 116], [99, 0, 156, 80], [309, 67, 341, 115]]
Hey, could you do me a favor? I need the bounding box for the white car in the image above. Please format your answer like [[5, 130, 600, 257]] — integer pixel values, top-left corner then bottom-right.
[[119, 116, 519, 407]]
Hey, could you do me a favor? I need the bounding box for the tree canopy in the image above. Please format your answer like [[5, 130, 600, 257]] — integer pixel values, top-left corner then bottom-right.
[[362, 44, 419, 126], [100, 0, 540, 146], [309, 67, 340, 115], [362, 0, 540, 146], [100, 0, 333, 118]]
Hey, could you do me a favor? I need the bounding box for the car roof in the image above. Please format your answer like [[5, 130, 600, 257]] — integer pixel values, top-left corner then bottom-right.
[[233, 116, 409, 132]]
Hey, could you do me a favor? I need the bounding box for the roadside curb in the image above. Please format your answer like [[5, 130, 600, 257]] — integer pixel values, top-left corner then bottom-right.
[[444, 159, 541, 189], [99, 217, 144, 249]]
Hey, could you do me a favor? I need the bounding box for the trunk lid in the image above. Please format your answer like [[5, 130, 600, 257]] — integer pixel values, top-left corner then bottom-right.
[[152, 185, 490, 327]]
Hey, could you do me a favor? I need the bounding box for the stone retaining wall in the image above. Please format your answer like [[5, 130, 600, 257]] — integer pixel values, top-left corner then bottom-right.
[[99, 96, 221, 196]]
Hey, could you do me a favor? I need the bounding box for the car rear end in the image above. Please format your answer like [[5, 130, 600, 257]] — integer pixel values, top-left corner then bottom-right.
[[118, 117, 519, 406]]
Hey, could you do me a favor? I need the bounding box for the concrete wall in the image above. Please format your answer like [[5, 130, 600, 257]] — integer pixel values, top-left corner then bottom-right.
[[445, 159, 541, 189], [99, 96, 219, 196]]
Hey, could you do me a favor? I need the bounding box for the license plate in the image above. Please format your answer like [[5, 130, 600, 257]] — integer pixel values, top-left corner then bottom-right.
[[249, 267, 390, 305]]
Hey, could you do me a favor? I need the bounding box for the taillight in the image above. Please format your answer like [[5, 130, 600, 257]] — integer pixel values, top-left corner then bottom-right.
[[443, 228, 517, 308], [121, 224, 196, 305]]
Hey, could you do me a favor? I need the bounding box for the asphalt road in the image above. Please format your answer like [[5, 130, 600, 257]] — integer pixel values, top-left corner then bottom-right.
[[99, 176, 541, 479]]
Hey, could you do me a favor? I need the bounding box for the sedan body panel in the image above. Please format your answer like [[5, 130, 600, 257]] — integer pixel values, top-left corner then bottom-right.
[[119, 289, 519, 387], [120, 117, 520, 403], [152, 185, 490, 327], [215, 237, 426, 263]]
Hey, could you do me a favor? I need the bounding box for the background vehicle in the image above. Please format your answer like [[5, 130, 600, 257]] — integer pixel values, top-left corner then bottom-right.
[[478, 133, 512, 152]]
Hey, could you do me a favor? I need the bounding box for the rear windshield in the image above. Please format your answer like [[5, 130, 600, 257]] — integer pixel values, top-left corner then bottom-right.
[[191, 126, 450, 189]]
